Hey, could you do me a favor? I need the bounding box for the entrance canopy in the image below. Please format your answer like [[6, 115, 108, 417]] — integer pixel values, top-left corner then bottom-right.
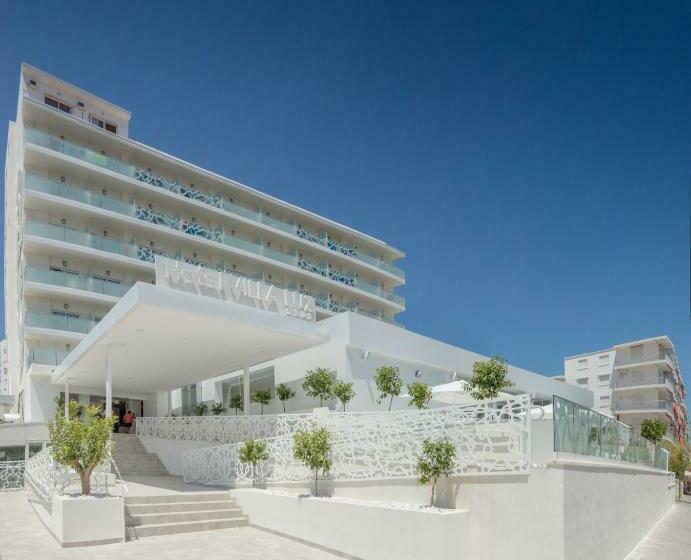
[[51, 282, 327, 394]]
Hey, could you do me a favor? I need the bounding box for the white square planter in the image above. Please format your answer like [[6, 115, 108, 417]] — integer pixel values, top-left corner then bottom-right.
[[50, 494, 125, 547], [233, 489, 469, 560]]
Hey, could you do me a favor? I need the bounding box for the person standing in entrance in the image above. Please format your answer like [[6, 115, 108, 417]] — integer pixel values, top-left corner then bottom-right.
[[123, 410, 134, 434]]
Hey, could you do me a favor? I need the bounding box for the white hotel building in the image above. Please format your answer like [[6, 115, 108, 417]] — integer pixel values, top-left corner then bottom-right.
[[4, 64, 589, 424], [563, 336, 688, 443]]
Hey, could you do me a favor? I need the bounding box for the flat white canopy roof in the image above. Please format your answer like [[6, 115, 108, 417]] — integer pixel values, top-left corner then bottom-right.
[[51, 283, 326, 394]]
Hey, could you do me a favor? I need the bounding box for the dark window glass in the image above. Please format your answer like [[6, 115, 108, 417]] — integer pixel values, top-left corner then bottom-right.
[[90, 116, 104, 128], [105, 122, 117, 134], [58, 102, 71, 114], [44, 96, 59, 109]]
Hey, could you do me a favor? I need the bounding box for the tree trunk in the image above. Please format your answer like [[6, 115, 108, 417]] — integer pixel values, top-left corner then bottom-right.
[[389, 395, 393, 411], [283, 402, 286, 413], [314, 469, 318, 496], [79, 468, 92, 496], [252, 464, 256, 488], [319, 397, 323, 407], [431, 480, 436, 507]]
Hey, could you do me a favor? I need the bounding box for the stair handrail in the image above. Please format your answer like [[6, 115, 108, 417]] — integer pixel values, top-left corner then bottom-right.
[[110, 457, 129, 497]]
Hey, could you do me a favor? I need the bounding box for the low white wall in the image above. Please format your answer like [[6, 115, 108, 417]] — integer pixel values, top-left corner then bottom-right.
[[138, 438, 210, 476], [233, 489, 469, 560]]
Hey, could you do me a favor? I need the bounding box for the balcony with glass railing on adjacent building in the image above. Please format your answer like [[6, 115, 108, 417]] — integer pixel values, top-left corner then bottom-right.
[[614, 348, 675, 369], [613, 373, 674, 392], [24, 128, 405, 281], [28, 348, 70, 366], [614, 400, 674, 414], [24, 174, 405, 308]]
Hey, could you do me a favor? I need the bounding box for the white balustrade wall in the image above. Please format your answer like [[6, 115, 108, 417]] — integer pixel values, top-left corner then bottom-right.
[[0, 460, 26, 490], [181, 395, 532, 486]]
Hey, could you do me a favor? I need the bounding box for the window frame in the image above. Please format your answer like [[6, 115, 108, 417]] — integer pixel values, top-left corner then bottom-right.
[[44, 95, 71, 114]]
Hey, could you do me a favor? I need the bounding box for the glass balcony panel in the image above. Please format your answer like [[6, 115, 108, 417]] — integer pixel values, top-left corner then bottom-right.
[[25, 311, 94, 334], [25, 221, 137, 259], [222, 234, 262, 256], [222, 200, 260, 221], [29, 348, 70, 366]]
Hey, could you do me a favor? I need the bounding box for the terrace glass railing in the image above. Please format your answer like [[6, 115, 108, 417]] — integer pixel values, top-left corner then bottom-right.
[[553, 395, 668, 471], [25, 311, 98, 335], [29, 348, 70, 366], [614, 400, 673, 413], [25, 128, 404, 280], [25, 266, 132, 298]]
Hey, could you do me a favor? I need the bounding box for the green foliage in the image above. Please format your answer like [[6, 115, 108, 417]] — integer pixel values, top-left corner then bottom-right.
[[302, 368, 335, 407], [333, 381, 355, 411], [374, 366, 403, 411], [407, 382, 433, 410], [275, 383, 296, 413], [251, 389, 272, 415], [211, 402, 226, 416], [669, 443, 690, 499], [417, 439, 456, 506], [238, 438, 269, 487], [194, 403, 208, 416], [466, 356, 514, 400], [229, 394, 244, 415], [48, 400, 117, 495], [293, 427, 332, 495], [641, 418, 667, 445]]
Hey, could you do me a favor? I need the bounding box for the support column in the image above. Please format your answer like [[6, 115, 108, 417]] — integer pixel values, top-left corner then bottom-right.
[[105, 350, 112, 420], [64, 382, 69, 419], [243, 368, 250, 416]]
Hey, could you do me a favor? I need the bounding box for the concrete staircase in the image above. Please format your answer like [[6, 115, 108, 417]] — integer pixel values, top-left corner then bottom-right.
[[111, 433, 169, 477], [125, 492, 248, 538]]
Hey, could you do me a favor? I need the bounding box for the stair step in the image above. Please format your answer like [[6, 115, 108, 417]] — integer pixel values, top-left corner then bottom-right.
[[125, 492, 231, 505], [127, 508, 243, 525], [126, 500, 236, 514], [126, 517, 248, 538]]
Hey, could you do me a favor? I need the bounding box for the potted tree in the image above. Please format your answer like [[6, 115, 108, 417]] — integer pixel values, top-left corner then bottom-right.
[[374, 365, 402, 411], [302, 368, 335, 408], [407, 381, 433, 410], [238, 439, 269, 488], [333, 381, 355, 412], [293, 427, 332, 496], [194, 402, 208, 416], [641, 418, 667, 445], [211, 402, 226, 416], [229, 394, 244, 415], [251, 389, 272, 415], [417, 439, 456, 506], [466, 356, 514, 400], [275, 383, 296, 413]]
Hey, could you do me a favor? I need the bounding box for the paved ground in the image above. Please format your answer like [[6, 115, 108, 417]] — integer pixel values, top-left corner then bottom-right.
[[0, 489, 341, 560], [625, 499, 691, 560]]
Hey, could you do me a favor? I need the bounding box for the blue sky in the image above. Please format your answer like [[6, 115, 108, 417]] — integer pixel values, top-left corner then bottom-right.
[[0, 1, 689, 385]]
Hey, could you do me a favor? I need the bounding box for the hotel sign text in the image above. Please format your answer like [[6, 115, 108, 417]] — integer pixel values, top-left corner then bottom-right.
[[155, 257, 316, 322]]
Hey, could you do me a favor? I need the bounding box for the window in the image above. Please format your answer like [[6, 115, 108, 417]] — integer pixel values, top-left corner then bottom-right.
[[599, 395, 610, 405], [577, 358, 588, 370], [44, 95, 71, 114], [90, 115, 117, 134], [598, 374, 610, 387], [598, 354, 609, 366], [577, 377, 589, 386]]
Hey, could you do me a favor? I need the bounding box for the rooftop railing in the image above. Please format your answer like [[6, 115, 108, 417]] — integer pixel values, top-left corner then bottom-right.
[[26, 128, 404, 280]]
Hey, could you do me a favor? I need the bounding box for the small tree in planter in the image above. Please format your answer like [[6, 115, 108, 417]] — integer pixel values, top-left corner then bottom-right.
[[641, 418, 667, 445], [466, 356, 514, 400], [238, 439, 269, 488], [374, 365, 403, 411], [211, 402, 226, 416], [408, 382, 433, 410], [333, 381, 355, 412], [276, 383, 296, 413], [229, 394, 244, 415], [251, 389, 272, 415], [48, 401, 117, 495], [194, 403, 208, 416], [302, 367, 334, 408], [417, 439, 456, 506], [293, 427, 332, 496]]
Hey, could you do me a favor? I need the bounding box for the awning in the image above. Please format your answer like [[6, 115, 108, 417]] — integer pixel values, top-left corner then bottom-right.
[[51, 282, 326, 394]]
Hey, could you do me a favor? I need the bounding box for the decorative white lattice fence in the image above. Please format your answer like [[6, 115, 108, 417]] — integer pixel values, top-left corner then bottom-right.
[[183, 395, 531, 486], [0, 461, 26, 490], [136, 414, 286, 443]]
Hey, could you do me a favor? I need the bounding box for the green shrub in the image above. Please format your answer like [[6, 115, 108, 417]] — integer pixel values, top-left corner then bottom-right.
[[211, 402, 226, 415], [251, 389, 272, 415], [275, 383, 296, 413], [229, 394, 244, 415], [374, 366, 403, 411], [293, 427, 332, 495], [194, 403, 208, 416], [417, 439, 455, 506], [407, 382, 433, 410], [641, 418, 667, 445], [333, 381, 355, 411], [238, 439, 269, 487], [302, 368, 335, 407], [466, 356, 514, 400]]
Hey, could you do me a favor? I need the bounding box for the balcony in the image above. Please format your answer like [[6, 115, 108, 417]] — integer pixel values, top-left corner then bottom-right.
[[25, 176, 398, 300], [25, 128, 405, 280], [615, 350, 675, 369], [25, 311, 98, 335], [29, 348, 70, 366], [613, 374, 674, 392], [25, 266, 132, 298], [615, 400, 673, 414]]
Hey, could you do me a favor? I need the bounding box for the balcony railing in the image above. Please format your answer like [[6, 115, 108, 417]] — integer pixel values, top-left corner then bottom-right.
[[25, 176, 397, 300], [29, 348, 70, 366], [25, 266, 132, 298], [613, 375, 674, 391], [615, 350, 675, 368], [615, 400, 673, 413], [25, 128, 404, 280], [25, 311, 98, 334]]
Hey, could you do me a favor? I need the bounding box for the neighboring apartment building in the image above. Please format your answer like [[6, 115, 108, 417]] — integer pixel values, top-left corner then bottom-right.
[[564, 336, 687, 442]]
